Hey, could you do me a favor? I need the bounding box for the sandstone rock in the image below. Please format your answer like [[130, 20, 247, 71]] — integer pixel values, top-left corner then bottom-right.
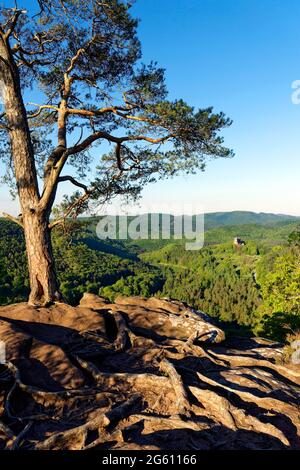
[[0, 320, 32, 361], [113, 296, 225, 343], [79, 292, 109, 310], [0, 294, 299, 450], [25, 339, 86, 390], [0, 301, 107, 336]]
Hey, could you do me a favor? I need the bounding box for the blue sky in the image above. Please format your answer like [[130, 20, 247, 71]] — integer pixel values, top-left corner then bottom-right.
[[1, 0, 300, 215]]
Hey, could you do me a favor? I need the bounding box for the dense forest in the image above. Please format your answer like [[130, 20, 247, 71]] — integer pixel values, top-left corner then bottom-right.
[[1, 213, 300, 342]]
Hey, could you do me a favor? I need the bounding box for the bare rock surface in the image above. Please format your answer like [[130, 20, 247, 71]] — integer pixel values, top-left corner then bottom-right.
[[109, 295, 224, 343], [0, 295, 299, 450]]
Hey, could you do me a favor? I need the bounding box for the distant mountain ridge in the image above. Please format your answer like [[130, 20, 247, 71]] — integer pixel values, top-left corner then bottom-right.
[[203, 211, 300, 229], [87, 211, 300, 235]]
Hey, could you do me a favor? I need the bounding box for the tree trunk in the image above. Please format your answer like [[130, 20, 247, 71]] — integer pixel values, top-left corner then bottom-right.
[[23, 212, 62, 306], [0, 35, 62, 305]]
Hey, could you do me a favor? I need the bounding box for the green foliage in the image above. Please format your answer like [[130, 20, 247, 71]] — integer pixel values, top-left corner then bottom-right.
[[288, 227, 300, 247], [204, 222, 299, 246], [52, 226, 163, 305], [0, 220, 29, 304], [258, 248, 300, 315], [252, 245, 300, 340], [100, 272, 164, 302], [142, 242, 262, 326], [255, 311, 300, 342]]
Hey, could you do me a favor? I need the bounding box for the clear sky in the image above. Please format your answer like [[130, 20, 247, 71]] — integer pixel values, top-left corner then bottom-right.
[[1, 0, 300, 215]]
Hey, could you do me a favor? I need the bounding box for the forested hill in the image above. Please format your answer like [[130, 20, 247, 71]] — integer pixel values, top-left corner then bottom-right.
[[86, 211, 299, 229], [203, 211, 299, 229]]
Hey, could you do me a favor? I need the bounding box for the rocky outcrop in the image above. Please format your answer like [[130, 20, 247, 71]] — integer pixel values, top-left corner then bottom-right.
[[0, 295, 299, 450], [101, 295, 224, 343]]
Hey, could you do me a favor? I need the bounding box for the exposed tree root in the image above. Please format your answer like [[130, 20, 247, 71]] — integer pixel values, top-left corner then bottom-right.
[[34, 395, 141, 450], [158, 359, 191, 417], [0, 295, 299, 450]]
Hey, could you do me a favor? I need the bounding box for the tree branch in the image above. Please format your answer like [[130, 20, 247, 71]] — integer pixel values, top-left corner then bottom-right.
[[2, 212, 23, 228], [40, 125, 172, 213], [57, 175, 89, 193], [65, 35, 98, 75], [27, 103, 59, 119], [4, 9, 26, 40], [66, 106, 158, 126], [49, 192, 90, 230], [66, 130, 173, 157], [115, 143, 123, 171]]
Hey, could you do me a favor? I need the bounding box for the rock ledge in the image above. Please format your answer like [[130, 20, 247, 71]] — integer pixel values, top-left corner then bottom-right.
[[0, 295, 299, 450]]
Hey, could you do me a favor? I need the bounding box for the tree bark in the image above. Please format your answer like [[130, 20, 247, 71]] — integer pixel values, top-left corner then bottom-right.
[[0, 35, 62, 305], [23, 212, 62, 305]]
